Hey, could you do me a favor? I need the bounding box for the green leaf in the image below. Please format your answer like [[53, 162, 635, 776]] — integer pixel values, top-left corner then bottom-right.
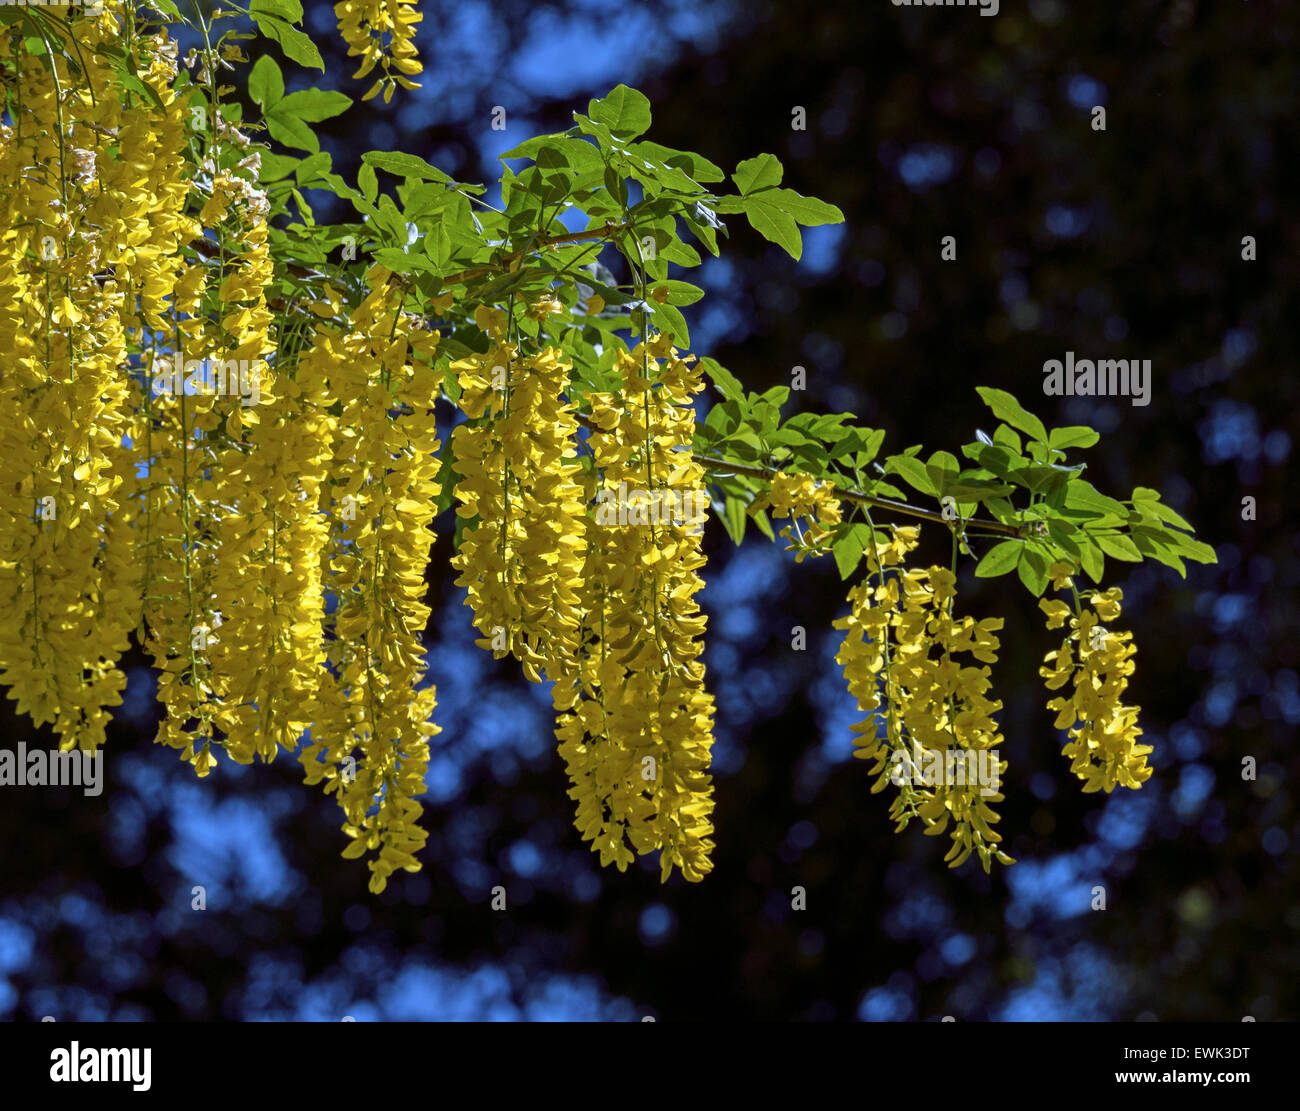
[[278, 88, 351, 122], [110, 69, 167, 113], [1017, 546, 1049, 595], [1162, 531, 1218, 564], [733, 153, 783, 195], [253, 13, 324, 70], [250, 0, 304, 20], [745, 199, 802, 258], [944, 481, 1014, 501], [249, 55, 283, 109], [832, 523, 872, 580], [651, 280, 704, 306], [975, 539, 1023, 578], [294, 151, 331, 183], [501, 135, 605, 175], [699, 357, 746, 403], [650, 301, 689, 347], [442, 362, 461, 404], [925, 450, 960, 495], [1048, 425, 1101, 451], [433, 435, 459, 514], [1094, 532, 1142, 562], [265, 111, 318, 153], [424, 222, 451, 268], [1131, 526, 1187, 577], [1045, 518, 1082, 560], [1062, 480, 1129, 520], [1148, 500, 1195, 532], [975, 387, 1049, 444], [372, 248, 437, 274], [1079, 538, 1105, 583], [258, 152, 298, 183], [362, 150, 454, 183], [659, 238, 701, 268], [766, 189, 843, 226], [588, 84, 652, 139], [751, 399, 781, 435], [886, 455, 938, 497], [631, 140, 724, 184], [722, 494, 747, 545], [358, 162, 378, 204], [992, 424, 1022, 454]]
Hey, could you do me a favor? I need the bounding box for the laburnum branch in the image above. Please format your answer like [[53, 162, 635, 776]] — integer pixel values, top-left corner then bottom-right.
[[572, 412, 1025, 538], [186, 222, 627, 312], [188, 222, 1020, 539], [695, 454, 1025, 538], [439, 221, 626, 286]]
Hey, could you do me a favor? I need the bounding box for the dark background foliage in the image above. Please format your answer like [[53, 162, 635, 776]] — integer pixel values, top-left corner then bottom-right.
[[1, 0, 1296, 1020]]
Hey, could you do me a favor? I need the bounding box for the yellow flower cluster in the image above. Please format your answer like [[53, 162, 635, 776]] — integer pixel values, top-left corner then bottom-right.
[[448, 316, 715, 881], [835, 526, 1014, 871], [0, 16, 445, 892], [0, 8, 174, 754], [146, 120, 280, 776], [449, 306, 587, 683], [557, 336, 716, 881], [334, 0, 424, 102], [305, 266, 443, 893], [1039, 564, 1152, 793], [749, 469, 843, 561], [0, 13, 1170, 892]]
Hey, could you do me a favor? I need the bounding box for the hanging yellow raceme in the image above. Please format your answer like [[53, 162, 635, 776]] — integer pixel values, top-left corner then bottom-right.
[[449, 304, 588, 684], [0, 8, 1180, 896], [834, 524, 921, 790], [144, 302, 222, 775], [145, 161, 278, 776], [100, 13, 202, 668], [1039, 563, 1152, 793], [556, 334, 716, 882], [0, 8, 143, 754], [308, 265, 443, 894], [334, 0, 424, 102], [835, 526, 1013, 871], [199, 167, 295, 764], [748, 469, 843, 561]]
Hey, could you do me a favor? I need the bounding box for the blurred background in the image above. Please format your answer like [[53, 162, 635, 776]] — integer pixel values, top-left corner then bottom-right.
[[1, 0, 1297, 1021]]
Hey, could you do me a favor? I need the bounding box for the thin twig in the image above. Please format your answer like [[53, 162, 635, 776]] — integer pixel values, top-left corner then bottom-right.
[[439, 222, 624, 286], [575, 413, 1024, 537]]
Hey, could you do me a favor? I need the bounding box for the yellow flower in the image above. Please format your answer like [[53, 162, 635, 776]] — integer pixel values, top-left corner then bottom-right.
[[1048, 561, 1075, 591], [1092, 587, 1123, 622], [556, 337, 716, 882], [835, 532, 1013, 872], [335, 0, 424, 100], [748, 470, 843, 560], [1039, 598, 1071, 629], [450, 320, 588, 685], [300, 265, 443, 893], [1040, 588, 1151, 793]]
